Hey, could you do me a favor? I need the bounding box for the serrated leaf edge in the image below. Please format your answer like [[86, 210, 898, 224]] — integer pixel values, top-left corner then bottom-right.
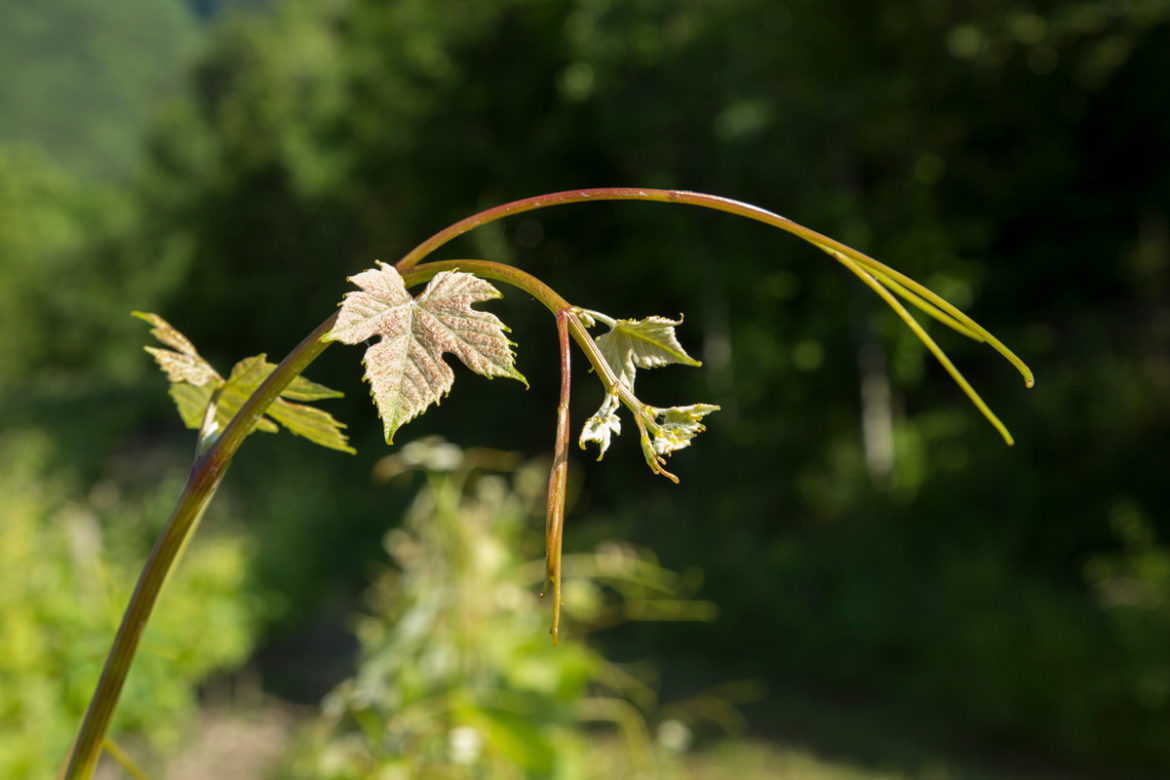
[[137, 312, 353, 453], [326, 264, 527, 444], [577, 310, 718, 477]]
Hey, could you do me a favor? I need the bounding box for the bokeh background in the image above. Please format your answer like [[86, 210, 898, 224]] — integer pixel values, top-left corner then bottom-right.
[[3, 0, 1169, 777]]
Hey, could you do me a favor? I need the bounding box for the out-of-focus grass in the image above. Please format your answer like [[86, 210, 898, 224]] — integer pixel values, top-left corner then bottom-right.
[[139, 704, 963, 780], [686, 740, 910, 780], [580, 735, 957, 780]]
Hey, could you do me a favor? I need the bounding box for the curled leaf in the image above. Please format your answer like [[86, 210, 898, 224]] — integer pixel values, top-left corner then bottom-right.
[[644, 403, 721, 457], [325, 262, 527, 444], [578, 392, 622, 459]]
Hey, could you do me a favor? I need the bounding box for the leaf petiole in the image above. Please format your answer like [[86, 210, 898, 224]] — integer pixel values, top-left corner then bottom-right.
[[577, 308, 616, 329]]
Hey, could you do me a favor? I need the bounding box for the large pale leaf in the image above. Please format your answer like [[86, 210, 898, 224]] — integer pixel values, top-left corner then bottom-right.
[[325, 262, 527, 444], [595, 315, 699, 390], [138, 313, 353, 453]]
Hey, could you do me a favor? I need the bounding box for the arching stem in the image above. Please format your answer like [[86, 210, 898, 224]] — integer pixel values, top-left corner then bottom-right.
[[395, 188, 1033, 396], [66, 188, 1032, 778]]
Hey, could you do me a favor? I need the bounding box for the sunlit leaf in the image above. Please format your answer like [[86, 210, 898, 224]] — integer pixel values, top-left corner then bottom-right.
[[266, 398, 354, 451], [643, 403, 720, 457], [215, 355, 285, 436], [133, 311, 219, 386], [325, 262, 527, 443], [578, 393, 621, 459], [138, 313, 353, 453], [595, 315, 699, 390], [167, 381, 218, 430], [281, 375, 345, 401], [578, 311, 717, 478]]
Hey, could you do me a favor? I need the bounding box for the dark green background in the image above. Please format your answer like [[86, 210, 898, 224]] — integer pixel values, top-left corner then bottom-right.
[[4, 0, 1169, 775]]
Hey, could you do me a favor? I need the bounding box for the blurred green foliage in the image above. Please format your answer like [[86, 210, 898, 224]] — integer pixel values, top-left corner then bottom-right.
[[4, 0, 1170, 775], [0, 0, 198, 181], [0, 432, 259, 777], [0, 144, 189, 390], [285, 440, 724, 778], [0, 34, 276, 744], [129, 3, 1169, 769]]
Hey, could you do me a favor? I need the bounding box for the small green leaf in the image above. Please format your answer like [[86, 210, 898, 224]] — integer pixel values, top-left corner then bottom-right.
[[133, 311, 220, 387], [281, 375, 345, 401], [265, 399, 354, 451], [138, 313, 353, 453], [143, 346, 220, 387], [215, 355, 284, 435], [216, 354, 353, 452], [578, 311, 718, 479], [325, 262, 527, 444], [595, 315, 700, 390], [167, 382, 218, 430], [132, 311, 204, 359]]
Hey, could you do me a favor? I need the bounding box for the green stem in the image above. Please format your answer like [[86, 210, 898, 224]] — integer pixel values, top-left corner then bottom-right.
[[401, 259, 570, 312], [64, 316, 337, 779], [69, 187, 1032, 778], [404, 260, 638, 636], [835, 253, 1015, 445]]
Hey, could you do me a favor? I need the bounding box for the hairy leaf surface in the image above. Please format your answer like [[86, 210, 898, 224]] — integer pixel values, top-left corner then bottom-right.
[[325, 262, 527, 443], [134, 311, 220, 386], [595, 316, 699, 390], [138, 313, 353, 453], [578, 393, 622, 459], [644, 403, 720, 456], [579, 311, 718, 480]]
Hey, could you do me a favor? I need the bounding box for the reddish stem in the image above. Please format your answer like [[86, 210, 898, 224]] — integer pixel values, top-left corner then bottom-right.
[[395, 188, 782, 273], [393, 187, 1032, 396], [542, 310, 572, 644]]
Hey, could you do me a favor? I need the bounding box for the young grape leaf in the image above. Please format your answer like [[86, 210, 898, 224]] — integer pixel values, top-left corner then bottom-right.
[[137, 312, 354, 453], [578, 392, 622, 458], [578, 311, 718, 480], [167, 381, 224, 430], [595, 315, 700, 390], [324, 262, 527, 444], [133, 311, 220, 387], [215, 355, 354, 452], [642, 403, 721, 457]]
